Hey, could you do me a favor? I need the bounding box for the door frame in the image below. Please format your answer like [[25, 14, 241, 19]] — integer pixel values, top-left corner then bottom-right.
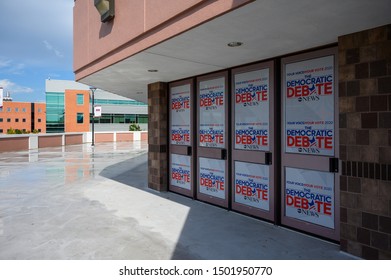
[[196, 71, 230, 208], [230, 61, 276, 221], [168, 78, 196, 198], [280, 47, 340, 241]]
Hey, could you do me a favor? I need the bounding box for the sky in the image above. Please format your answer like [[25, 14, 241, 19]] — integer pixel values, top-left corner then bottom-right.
[[0, 0, 74, 102]]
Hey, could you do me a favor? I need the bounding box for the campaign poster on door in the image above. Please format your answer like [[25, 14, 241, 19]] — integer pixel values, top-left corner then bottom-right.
[[234, 69, 269, 151], [285, 167, 334, 229], [171, 84, 191, 146], [199, 157, 225, 199], [234, 161, 270, 210], [284, 55, 335, 156], [170, 154, 191, 190], [199, 77, 225, 148]]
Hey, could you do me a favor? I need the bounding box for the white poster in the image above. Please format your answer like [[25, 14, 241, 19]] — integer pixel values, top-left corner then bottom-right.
[[284, 55, 335, 156], [199, 157, 225, 199], [0, 87, 3, 108], [234, 161, 270, 210], [199, 77, 225, 148], [170, 154, 191, 190], [234, 69, 269, 151], [171, 84, 191, 146], [285, 167, 335, 229], [94, 105, 102, 117]]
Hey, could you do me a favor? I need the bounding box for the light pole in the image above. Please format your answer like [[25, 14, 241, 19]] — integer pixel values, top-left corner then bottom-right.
[[89, 86, 97, 147]]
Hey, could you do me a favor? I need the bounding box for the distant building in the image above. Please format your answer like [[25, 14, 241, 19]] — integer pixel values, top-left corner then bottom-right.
[[0, 100, 46, 134], [45, 80, 148, 133]]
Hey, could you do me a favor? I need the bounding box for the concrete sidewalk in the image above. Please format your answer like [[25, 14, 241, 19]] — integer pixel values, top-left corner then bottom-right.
[[0, 142, 356, 259]]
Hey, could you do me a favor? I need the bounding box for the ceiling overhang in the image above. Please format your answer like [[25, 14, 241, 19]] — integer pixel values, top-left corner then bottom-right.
[[79, 0, 391, 103]]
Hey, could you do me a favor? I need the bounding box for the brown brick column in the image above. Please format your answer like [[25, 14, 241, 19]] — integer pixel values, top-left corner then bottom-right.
[[148, 82, 168, 191], [339, 24, 391, 259]]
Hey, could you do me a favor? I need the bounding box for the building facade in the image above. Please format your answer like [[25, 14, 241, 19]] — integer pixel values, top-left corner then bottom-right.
[[45, 79, 148, 133], [73, 0, 391, 259], [0, 100, 46, 134]]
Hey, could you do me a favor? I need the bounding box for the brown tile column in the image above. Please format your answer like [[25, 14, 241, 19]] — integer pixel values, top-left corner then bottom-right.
[[339, 24, 391, 259], [148, 82, 168, 191]]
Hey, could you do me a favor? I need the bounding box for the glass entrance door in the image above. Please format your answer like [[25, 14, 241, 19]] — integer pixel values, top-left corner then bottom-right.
[[231, 61, 276, 221], [281, 48, 340, 241], [169, 79, 195, 198], [196, 71, 229, 208]]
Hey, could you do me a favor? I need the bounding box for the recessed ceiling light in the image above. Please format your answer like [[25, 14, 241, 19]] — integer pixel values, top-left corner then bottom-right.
[[148, 69, 158, 72], [227, 41, 243, 47]]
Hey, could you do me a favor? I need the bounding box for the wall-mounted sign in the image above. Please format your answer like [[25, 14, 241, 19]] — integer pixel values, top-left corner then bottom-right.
[[285, 167, 334, 229], [170, 84, 191, 146], [199, 157, 225, 199], [284, 55, 335, 156], [94, 105, 102, 118], [199, 77, 225, 148], [234, 161, 270, 210], [170, 154, 191, 190], [234, 69, 270, 151]]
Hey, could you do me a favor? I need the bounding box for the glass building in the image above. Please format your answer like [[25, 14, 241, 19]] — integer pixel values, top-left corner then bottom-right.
[[45, 80, 148, 133], [46, 92, 65, 133]]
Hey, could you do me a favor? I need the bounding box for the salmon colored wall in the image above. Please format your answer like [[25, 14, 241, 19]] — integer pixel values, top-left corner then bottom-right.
[[0, 101, 46, 133], [95, 133, 114, 143], [65, 134, 84, 145], [35, 103, 46, 133], [74, 0, 253, 80], [38, 136, 62, 148], [0, 137, 29, 152], [141, 132, 148, 141], [65, 89, 90, 133], [117, 132, 134, 142]]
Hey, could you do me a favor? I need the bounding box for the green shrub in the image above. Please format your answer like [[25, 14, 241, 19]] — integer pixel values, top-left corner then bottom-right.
[[7, 128, 15, 134], [129, 123, 141, 131]]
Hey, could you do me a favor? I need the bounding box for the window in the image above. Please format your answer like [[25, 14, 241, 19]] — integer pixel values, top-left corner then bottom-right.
[[38, 108, 42, 113], [77, 94, 84, 105], [22, 108, 26, 112], [7, 108, 11, 112], [38, 119, 41, 123], [7, 118, 11, 122], [15, 108, 19, 112], [15, 118, 19, 122], [0, 118, 3, 122], [77, 113, 84, 124], [22, 119, 26, 122], [0, 129, 3, 133]]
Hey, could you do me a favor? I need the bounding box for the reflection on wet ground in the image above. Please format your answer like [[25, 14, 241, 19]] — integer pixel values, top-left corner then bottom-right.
[[0, 142, 148, 186], [0, 141, 356, 260]]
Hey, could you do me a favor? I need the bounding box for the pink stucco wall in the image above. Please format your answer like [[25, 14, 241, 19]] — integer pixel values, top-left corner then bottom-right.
[[74, 0, 252, 80]]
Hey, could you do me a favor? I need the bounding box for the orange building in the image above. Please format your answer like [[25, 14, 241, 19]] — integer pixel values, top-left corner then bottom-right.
[[64, 89, 90, 132], [0, 101, 46, 134]]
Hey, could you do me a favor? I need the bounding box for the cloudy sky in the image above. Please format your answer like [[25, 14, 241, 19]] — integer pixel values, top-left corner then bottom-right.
[[0, 0, 74, 102]]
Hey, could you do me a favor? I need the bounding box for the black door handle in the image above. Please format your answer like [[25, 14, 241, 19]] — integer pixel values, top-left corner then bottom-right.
[[221, 149, 227, 160], [329, 158, 339, 173], [265, 152, 272, 165]]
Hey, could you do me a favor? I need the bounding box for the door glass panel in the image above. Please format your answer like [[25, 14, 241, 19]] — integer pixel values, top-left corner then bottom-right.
[[199, 157, 226, 199], [234, 69, 270, 151], [199, 77, 225, 148], [234, 161, 270, 211], [284, 55, 335, 156], [285, 167, 335, 229], [171, 84, 191, 146], [170, 154, 191, 190]]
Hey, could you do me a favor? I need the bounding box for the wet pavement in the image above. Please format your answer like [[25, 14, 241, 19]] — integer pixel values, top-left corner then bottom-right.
[[0, 142, 357, 259]]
